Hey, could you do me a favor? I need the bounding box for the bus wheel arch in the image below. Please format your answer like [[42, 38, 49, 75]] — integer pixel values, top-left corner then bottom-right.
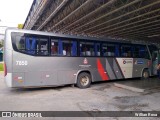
[[141, 68, 150, 79], [76, 71, 92, 89]]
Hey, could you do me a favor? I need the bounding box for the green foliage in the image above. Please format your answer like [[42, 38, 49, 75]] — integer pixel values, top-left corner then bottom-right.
[[0, 40, 3, 48], [0, 63, 3, 71], [0, 44, 3, 48]]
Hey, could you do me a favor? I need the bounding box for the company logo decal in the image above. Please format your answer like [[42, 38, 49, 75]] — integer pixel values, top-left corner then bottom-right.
[[79, 58, 91, 67], [122, 59, 132, 64], [123, 60, 126, 64], [135, 60, 144, 64], [83, 58, 88, 64], [13, 76, 23, 83]]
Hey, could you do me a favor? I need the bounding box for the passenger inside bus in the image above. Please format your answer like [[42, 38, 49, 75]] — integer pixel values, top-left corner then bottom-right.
[[66, 46, 71, 56], [51, 41, 58, 55], [40, 44, 48, 55]]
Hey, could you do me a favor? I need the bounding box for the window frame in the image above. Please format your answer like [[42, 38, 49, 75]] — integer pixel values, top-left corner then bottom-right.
[[120, 44, 133, 58], [101, 42, 118, 57], [11, 32, 153, 59], [50, 36, 78, 57], [11, 32, 49, 56], [79, 40, 101, 57]]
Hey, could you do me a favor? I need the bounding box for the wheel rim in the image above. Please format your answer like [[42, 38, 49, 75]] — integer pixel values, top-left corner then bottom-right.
[[80, 76, 89, 86], [143, 71, 149, 78]]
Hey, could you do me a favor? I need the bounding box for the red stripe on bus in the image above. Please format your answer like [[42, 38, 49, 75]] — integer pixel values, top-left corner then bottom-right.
[[97, 59, 109, 80]]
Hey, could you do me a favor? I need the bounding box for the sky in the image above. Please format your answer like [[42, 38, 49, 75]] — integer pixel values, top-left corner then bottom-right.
[[0, 0, 33, 33]]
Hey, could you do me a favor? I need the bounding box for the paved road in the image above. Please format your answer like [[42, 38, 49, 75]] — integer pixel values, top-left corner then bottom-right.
[[0, 72, 160, 120]]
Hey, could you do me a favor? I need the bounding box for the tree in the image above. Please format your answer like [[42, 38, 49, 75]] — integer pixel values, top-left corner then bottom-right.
[[0, 39, 3, 48]]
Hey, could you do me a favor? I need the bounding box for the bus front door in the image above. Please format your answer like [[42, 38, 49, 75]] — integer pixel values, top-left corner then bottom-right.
[[152, 51, 158, 75]]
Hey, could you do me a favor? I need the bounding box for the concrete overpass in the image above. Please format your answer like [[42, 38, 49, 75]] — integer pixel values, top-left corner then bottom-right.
[[23, 0, 160, 43]]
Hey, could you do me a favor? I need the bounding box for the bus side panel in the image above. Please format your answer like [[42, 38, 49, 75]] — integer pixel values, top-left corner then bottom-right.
[[11, 50, 152, 87], [4, 30, 14, 87], [4, 50, 12, 72], [105, 58, 125, 80], [12, 72, 25, 87], [116, 58, 133, 78], [12, 51, 60, 87], [58, 70, 78, 85], [132, 58, 151, 77], [40, 71, 58, 86], [25, 71, 46, 87], [88, 58, 108, 82], [105, 58, 117, 80], [4, 49, 13, 87], [24, 71, 58, 87]]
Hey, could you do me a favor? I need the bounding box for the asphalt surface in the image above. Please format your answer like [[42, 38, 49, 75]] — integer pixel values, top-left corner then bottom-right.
[[0, 72, 160, 120]]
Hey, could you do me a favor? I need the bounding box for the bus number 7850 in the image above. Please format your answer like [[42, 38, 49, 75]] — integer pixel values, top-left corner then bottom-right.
[[16, 61, 28, 66]]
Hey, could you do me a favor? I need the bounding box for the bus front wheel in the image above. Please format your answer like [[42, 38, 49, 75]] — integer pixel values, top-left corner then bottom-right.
[[77, 72, 91, 89], [142, 69, 149, 79]]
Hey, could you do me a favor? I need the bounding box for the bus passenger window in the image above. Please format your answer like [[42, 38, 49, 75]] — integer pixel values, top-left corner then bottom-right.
[[133, 46, 139, 58], [15, 36, 38, 55], [15, 36, 25, 52], [86, 42, 94, 56], [39, 38, 48, 55], [139, 46, 150, 59], [102, 45, 107, 56], [12, 32, 51, 56], [94, 43, 100, 56], [80, 42, 85, 56], [51, 40, 58, 55], [14, 34, 50, 56], [80, 42, 95, 56], [71, 41, 77, 56], [102, 43, 115, 57], [62, 40, 71, 56], [121, 45, 132, 57]]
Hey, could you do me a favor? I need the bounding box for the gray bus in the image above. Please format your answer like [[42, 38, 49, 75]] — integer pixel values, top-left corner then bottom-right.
[[4, 28, 159, 88]]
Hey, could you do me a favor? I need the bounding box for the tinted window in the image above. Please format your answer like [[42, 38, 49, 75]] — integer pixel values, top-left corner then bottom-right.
[[51, 38, 77, 56], [79, 41, 100, 57], [139, 45, 150, 59], [132, 45, 150, 59], [133, 46, 140, 58], [62, 40, 72, 56], [94, 43, 101, 56], [80, 41, 95, 56], [38, 38, 48, 55], [71, 41, 77, 56], [51, 39, 58, 55], [120, 44, 132, 57], [12, 33, 49, 56], [102, 43, 115, 57], [25, 37, 38, 55], [15, 36, 25, 52]]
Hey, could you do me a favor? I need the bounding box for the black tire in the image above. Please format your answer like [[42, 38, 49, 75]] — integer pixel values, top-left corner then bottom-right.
[[142, 69, 149, 79], [77, 72, 91, 89]]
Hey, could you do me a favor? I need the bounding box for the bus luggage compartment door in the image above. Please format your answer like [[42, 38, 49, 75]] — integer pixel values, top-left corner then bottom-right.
[[25, 71, 58, 87]]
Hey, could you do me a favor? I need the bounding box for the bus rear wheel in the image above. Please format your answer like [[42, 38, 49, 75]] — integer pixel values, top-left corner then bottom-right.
[[142, 69, 149, 79], [77, 72, 91, 89]]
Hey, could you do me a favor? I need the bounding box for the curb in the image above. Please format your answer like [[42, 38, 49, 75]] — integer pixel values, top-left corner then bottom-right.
[[114, 83, 144, 93]]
